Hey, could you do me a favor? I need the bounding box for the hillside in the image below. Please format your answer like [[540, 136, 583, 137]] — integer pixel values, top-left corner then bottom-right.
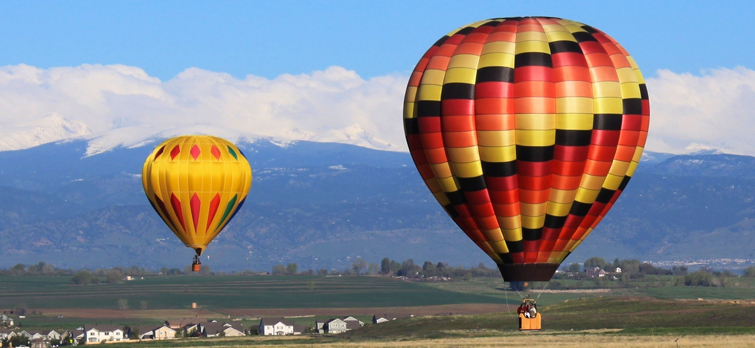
[[0, 138, 753, 271]]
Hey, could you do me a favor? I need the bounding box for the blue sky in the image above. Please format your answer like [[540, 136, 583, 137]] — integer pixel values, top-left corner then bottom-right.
[[0, 1, 752, 81], [0, 1, 753, 156]]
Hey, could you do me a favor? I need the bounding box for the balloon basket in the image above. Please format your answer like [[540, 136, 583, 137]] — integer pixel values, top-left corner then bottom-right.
[[192, 263, 201, 272]]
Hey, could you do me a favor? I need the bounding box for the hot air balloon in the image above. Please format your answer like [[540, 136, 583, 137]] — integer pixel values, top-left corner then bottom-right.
[[142, 135, 252, 271], [403, 17, 649, 283]]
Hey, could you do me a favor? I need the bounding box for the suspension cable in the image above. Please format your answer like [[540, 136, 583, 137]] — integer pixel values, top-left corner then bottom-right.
[[504, 283, 512, 315], [535, 281, 551, 300]]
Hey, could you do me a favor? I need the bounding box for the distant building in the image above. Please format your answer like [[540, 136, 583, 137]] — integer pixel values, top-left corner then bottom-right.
[[153, 325, 176, 340], [221, 323, 246, 337], [85, 325, 125, 343], [165, 318, 206, 330], [259, 318, 304, 336], [373, 313, 413, 324], [31, 337, 46, 348], [45, 330, 63, 343], [0, 328, 12, 340], [0, 315, 13, 327]]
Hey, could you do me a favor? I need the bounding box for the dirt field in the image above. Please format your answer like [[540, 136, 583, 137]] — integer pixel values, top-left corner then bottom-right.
[[38, 308, 219, 319]]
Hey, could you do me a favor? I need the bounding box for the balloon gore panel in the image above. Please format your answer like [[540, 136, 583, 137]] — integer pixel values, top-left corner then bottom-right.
[[403, 17, 649, 282], [142, 135, 252, 256]]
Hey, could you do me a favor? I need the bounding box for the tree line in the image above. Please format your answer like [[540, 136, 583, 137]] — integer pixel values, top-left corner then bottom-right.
[[269, 258, 502, 279]]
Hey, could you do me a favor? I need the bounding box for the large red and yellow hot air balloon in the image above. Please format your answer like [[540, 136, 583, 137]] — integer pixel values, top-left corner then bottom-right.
[[142, 135, 252, 271], [404, 17, 649, 282]]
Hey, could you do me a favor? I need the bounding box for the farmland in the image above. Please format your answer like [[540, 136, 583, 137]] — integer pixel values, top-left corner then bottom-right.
[[2, 274, 755, 347]]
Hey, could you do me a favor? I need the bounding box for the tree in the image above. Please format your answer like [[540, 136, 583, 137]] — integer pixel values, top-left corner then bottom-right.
[[140, 301, 148, 310], [380, 258, 391, 274], [398, 259, 420, 277], [351, 258, 367, 275], [584, 257, 606, 270], [130, 327, 140, 340], [106, 269, 124, 284], [14, 303, 27, 316], [272, 265, 286, 275], [70, 270, 93, 285], [367, 263, 379, 275], [390, 260, 401, 274], [10, 263, 25, 275], [317, 268, 328, 276], [286, 263, 298, 275], [743, 266, 755, 277], [684, 270, 714, 286], [672, 265, 688, 276], [117, 299, 129, 310], [422, 261, 437, 276], [568, 263, 581, 273], [306, 281, 316, 290], [42, 263, 55, 274]]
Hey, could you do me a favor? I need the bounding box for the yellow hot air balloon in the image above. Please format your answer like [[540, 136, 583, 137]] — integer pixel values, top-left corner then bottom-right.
[[142, 135, 252, 271]]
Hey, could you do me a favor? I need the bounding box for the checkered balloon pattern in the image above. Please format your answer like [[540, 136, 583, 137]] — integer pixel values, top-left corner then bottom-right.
[[403, 17, 649, 281]]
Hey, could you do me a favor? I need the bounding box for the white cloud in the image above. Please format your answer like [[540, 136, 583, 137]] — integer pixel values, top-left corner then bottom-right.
[[646, 67, 755, 155], [0, 64, 407, 153], [1, 63, 753, 157]]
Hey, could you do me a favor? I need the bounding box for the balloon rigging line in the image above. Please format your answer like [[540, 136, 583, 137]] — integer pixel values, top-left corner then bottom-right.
[[536, 281, 551, 301], [504, 284, 512, 315]]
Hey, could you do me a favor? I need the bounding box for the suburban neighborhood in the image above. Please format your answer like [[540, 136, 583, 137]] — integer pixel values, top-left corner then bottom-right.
[[0, 312, 409, 346]]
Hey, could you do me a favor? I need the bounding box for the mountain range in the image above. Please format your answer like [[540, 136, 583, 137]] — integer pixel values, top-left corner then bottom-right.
[[0, 136, 753, 271]]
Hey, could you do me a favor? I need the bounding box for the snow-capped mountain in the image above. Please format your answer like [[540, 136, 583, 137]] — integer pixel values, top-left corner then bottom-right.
[[0, 114, 91, 151], [0, 139, 754, 271]]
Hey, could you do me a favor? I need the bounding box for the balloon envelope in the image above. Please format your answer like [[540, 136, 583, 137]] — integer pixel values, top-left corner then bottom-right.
[[142, 135, 252, 256], [403, 17, 649, 281]]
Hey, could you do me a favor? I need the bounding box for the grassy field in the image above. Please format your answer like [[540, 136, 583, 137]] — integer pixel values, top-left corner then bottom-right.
[[2, 274, 755, 346], [0, 275, 504, 310]]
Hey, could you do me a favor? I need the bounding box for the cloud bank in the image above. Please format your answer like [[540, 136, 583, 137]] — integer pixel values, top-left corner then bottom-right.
[[0, 64, 753, 156], [646, 67, 755, 155], [0, 64, 407, 154]]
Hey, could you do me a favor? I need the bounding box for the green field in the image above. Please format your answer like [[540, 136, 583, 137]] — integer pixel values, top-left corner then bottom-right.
[[0, 275, 504, 310], [2, 274, 755, 346]]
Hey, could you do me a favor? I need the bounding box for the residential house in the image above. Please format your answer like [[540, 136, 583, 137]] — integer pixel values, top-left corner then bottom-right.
[[0, 314, 13, 327], [130, 326, 156, 340], [66, 329, 85, 344], [199, 322, 244, 337], [29, 331, 45, 340], [315, 320, 326, 334], [317, 317, 362, 334], [221, 323, 246, 337], [46, 330, 62, 343], [0, 328, 12, 340], [165, 318, 206, 330], [322, 318, 348, 334], [585, 266, 604, 278], [259, 318, 299, 336], [183, 323, 201, 337], [372, 314, 413, 324], [615, 267, 622, 273], [31, 337, 46, 348], [342, 316, 364, 327], [200, 322, 228, 337], [152, 325, 176, 340], [85, 325, 126, 343]]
